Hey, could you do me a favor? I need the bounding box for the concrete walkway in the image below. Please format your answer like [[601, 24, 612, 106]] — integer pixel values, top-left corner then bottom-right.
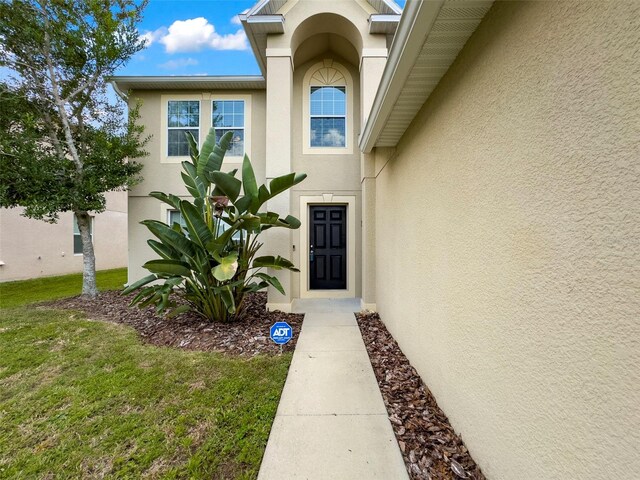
[[258, 299, 409, 480]]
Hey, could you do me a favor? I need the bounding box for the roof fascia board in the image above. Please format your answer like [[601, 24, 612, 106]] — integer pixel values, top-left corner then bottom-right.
[[359, 0, 444, 153], [239, 16, 267, 75]]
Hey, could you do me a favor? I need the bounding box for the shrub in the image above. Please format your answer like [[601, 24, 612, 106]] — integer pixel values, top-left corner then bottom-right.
[[124, 129, 306, 322]]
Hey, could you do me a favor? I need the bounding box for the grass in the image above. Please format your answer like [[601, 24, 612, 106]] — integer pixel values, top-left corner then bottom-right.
[[0, 271, 291, 479], [0, 267, 128, 309]]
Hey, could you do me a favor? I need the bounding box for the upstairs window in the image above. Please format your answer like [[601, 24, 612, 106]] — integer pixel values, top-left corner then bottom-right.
[[310, 86, 346, 148], [167, 100, 199, 156], [212, 100, 245, 157]]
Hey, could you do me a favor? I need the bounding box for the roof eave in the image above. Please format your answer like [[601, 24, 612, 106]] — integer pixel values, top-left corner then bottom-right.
[[359, 0, 444, 153], [240, 14, 285, 77], [109, 75, 266, 92]]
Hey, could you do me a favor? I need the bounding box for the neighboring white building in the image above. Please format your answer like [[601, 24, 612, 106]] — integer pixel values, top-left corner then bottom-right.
[[113, 1, 640, 479], [0, 191, 128, 281]]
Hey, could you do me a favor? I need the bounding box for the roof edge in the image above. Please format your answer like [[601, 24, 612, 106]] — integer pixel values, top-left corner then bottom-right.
[[359, 0, 444, 153]]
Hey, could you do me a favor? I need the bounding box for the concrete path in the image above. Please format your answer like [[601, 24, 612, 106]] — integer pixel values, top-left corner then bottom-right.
[[258, 299, 409, 480]]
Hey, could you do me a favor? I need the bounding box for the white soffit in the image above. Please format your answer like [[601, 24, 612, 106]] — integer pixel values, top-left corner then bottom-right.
[[360, 0, 494, 152], [110, 76, 266, 94]]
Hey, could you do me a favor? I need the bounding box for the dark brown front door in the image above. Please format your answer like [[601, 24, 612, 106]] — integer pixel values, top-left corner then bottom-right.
[[309, 205, 347, 290]]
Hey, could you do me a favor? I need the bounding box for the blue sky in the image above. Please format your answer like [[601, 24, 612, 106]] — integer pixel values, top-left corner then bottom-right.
[[121, 0, 405, 77], [122, 0, 259, 76]]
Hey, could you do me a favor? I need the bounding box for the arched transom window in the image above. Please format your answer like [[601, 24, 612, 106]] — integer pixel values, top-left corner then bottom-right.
[[309, 63, 347, 148]]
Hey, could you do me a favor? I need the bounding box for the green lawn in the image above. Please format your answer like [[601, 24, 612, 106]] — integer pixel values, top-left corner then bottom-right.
[[0, 267, 128, 309], [0, 271, 290, 479]]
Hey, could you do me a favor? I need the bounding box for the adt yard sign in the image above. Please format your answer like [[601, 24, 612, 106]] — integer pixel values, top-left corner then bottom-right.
[[270, 322, 293, 345]]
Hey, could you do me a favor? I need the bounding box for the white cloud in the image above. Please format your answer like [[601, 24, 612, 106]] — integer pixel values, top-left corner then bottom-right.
[[159, 57, 199, 70], [231, 15, 242, 25], [159, 17, 248, 53], [139, 27, 167, 48]]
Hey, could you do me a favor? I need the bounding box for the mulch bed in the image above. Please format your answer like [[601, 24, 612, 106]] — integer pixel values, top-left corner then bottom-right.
[[356, 311, 485, 480], [45, 291, 303, 357]]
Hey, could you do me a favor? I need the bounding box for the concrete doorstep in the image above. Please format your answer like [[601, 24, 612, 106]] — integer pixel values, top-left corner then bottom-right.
[[258, 301, 408, 480]]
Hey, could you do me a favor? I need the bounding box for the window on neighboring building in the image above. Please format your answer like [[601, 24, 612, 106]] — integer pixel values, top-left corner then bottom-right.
[[212, 100, 245, 157], [168, 209, 187, 229], [310, 85, 346, 148], [73, 215, 93, 255], [167, 100, 200, 156]]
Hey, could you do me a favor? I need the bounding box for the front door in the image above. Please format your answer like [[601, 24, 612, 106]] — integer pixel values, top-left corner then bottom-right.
[[309, 205, 347, 290]]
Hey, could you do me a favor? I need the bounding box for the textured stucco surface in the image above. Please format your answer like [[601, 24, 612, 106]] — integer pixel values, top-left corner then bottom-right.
[[373, 1, 640, 478], [0, 191, 128, 281]]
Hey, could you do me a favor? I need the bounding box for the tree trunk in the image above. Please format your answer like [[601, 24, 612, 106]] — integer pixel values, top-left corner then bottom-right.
[[75, 211, 98, 298]]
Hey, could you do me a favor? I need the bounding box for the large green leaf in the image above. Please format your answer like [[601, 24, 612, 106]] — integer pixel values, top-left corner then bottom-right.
[[279, 215, 301, 229], [179, 200, 213, 249], [269, 172, 307, 198], [144, 259, 192, 277], [238, 214, 261, 233], [197, 127, 220, 177], [210, 171, 242, 202], [147, 239, 177, 260], [219, 286, 236, 314], [122, 274, 157, 295], [212, 252, 239, 281], [255, 272, 285, 295], [142, 220, 197, 260], [258, 212, 280, 225], [234, 195, 252, 214], [185, 132, 199, 163], [253, 255, 299, 271], [182, 160, 197, 179], [149, 191, 182, 210], [242, 153, 258, 200], [208, 130, 233, 173], [205, 226, 236, 255]]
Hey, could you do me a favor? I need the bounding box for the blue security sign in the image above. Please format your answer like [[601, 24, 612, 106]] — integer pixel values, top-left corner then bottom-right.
[[270, 321, 293, 345]]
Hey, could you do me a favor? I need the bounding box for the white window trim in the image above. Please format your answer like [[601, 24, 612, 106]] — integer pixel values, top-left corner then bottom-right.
[[299, 194, 356, 299], [211, 94, 252, 163], [161, 94, 203, 164], [302, 59, 354, 155], [73, 215, 94, 256]]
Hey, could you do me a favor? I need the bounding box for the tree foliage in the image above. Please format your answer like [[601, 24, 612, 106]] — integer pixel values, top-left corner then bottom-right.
[[0, 0, 149, 296], [124, 130, 307, 323]]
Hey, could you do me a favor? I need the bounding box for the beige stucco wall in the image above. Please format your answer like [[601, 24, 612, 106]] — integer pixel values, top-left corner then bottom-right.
[[0, 191, 128, 282], [127, 90, 267, 284], [373, 1, 640, 479]]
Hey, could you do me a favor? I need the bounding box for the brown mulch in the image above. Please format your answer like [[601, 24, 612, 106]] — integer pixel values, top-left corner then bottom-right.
[[356, 311, 485, 480], [45, 291, 303, 357]]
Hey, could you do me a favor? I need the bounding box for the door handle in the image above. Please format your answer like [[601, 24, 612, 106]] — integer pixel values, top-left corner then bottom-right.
[[309, 245, 314, 262]]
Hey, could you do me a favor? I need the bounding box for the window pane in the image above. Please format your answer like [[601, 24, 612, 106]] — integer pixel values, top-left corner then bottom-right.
[[309, 86, 345, 116], [213, 100, 245, 129], [73, 215, 92, 254], [215, 128, 244, 156], [168, 101, 199, 128], [310, 118, 345, 147], [168, 210, 186, 228], [168, 129, 198, 156], [74, 235, 83, 255]]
